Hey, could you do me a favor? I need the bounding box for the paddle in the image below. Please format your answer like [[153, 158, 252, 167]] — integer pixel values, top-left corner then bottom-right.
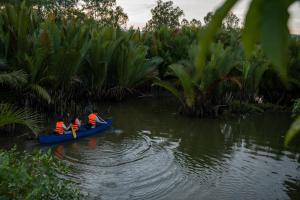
[[96, 114, 108, 124], [71, 126, 77, 139]]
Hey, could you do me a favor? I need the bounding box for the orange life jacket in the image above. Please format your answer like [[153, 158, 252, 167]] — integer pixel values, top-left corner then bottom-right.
[[55, 121, 64, 135], [72, 118, 79, 131], [88, 113, 97, 126]]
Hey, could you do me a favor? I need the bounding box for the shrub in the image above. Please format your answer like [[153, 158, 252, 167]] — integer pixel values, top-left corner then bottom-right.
[[0, 147, 82, 200]]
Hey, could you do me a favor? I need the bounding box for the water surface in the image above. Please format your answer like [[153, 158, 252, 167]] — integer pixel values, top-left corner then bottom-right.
[[7, 98, 300, 199]]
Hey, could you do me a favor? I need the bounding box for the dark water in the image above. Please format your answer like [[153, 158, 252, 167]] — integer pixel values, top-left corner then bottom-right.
[[4, 98, 300, 199]]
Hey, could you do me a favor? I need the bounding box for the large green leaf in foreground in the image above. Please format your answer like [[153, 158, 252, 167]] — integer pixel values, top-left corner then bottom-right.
[[197, 0, 299, 144], [243, 0, 292, 83], [195, 0, 238, 80], [285, 116, 300, 146]]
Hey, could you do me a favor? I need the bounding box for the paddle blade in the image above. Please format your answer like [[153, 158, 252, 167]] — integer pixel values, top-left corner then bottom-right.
[[71, 127, 77, 139]]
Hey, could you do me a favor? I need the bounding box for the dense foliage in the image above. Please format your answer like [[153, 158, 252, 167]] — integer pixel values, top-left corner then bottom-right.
[[0, 147, 82, 199], [191, 0, 299, 143], [0, 0, 299, 198], [0, 59, 41, 134], [144, 0, 184, 31], [0, 3, 164, 111], [0, 0, 299, 138], [0, 0, 128, 26]]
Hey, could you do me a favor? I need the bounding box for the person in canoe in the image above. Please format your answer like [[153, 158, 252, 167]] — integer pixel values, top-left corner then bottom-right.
[[71, 115, 81, 132], [88, 112, 107, 128], [55, 117, 71, 135]]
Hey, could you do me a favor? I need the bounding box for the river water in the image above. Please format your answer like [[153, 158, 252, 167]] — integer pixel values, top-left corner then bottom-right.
[[6, 98, 300, 199]]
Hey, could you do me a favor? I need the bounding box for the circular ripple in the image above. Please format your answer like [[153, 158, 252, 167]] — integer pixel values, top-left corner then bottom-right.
[[54, 132, 191, 200]]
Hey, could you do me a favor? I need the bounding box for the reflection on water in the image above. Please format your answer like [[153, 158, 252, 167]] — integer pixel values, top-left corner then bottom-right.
[[2, 98, 300, 199], [54, 145, 64, 159], [88, 137, 97, 150]]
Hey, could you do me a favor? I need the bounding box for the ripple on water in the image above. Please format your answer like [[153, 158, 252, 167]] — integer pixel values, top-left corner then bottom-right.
[[57, 132, 191, 200], [52, 129, 300, 200]]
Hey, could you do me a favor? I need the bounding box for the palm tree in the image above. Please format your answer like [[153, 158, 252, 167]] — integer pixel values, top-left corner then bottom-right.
[[83, 27, 120, 96], [0, 104, 41, 135], [107, 30, 163, 99], [0, 2, 51, 104], [0, 59, 41, 135], [155, 43, 242, 116]]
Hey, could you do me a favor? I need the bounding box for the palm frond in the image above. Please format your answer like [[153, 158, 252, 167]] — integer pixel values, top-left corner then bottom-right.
[[170, 64, 196, 108], [195, 0, 238, 80], [153, 79, 184, 106], [201, 43, 239, 92], [0, 104, 41, 136], [0, 70, 27, 87], [29, 84, 51, 103]]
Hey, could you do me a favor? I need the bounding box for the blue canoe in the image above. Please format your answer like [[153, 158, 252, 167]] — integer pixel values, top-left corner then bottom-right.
[[39, 119, 113, 145]]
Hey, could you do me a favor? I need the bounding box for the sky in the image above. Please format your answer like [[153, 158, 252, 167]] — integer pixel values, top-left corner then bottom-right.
[[116, 0, 300, 34]]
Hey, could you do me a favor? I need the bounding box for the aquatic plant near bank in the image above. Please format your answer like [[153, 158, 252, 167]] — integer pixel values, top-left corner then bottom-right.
[[155, 43, 242, 117], [0, 3, 163, 103], [0, 104, 41, 135], [108, 35, 163, 99], [0, 147, 82, 200], [175, 0, 300, 144], [83, 27, 118, 95], [0, 2, 299, 117], [0, 60, 42, 135], [144, 25, 199, 77]]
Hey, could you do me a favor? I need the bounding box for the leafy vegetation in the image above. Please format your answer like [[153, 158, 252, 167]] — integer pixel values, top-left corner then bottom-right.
[[0, 59, 41, 135], [285, 116, 300, 146], [82, 0, 128, 26], [181, 0, 299, 144], [0, 147, 82, 199], [144, 0, 184, 31], [0, 1, 299, 138], [0, 104, 41, 135], [155, 42, 242, 117], [0, 0, 299, 198]]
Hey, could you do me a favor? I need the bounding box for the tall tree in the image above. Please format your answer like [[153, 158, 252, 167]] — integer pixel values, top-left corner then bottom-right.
[[190, 19, 202, 28], [204, 11, 239, 29], [204, 12, 213, 25], [145, 0, 184, 31], [0, 0, 79, 10], [181, 18, 202, 28], [0, 0, 81, 18], [224, 12, 240, 29], [81, 0, 128, 27]]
